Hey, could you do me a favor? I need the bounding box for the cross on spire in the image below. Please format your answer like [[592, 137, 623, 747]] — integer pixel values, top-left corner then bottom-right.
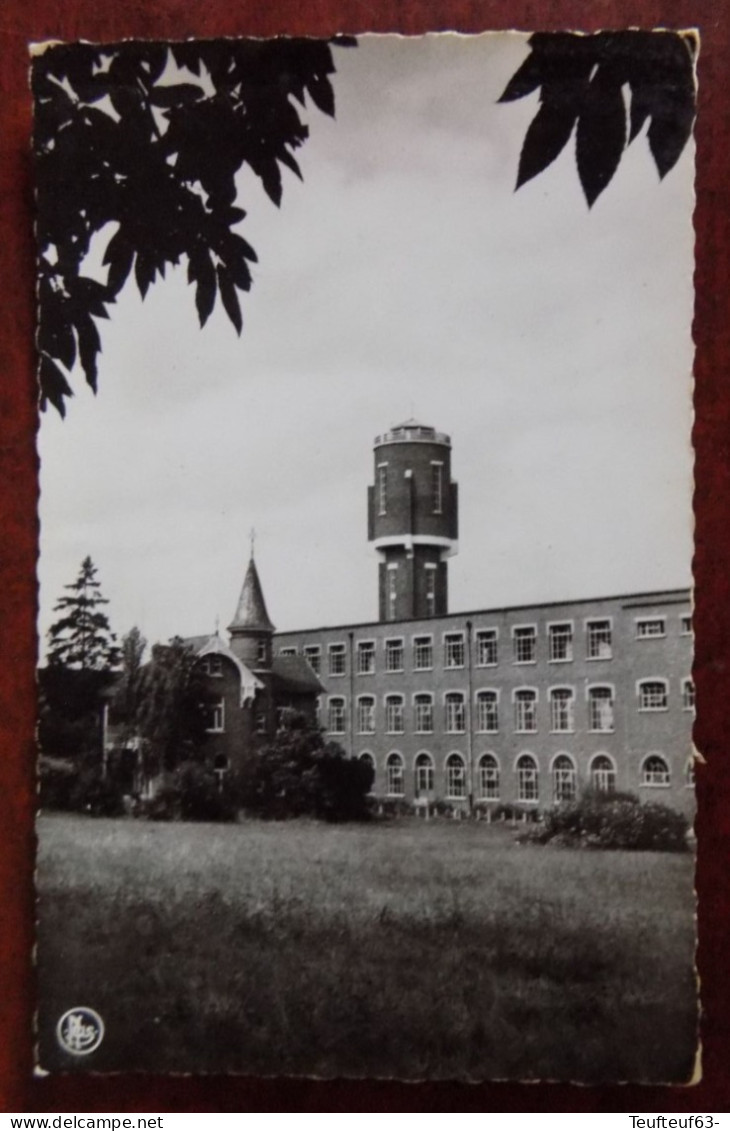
[[249, 527, 256, 560]]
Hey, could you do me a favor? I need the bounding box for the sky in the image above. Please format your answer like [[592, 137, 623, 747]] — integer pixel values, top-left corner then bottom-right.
[[36, 33, 696, 654]]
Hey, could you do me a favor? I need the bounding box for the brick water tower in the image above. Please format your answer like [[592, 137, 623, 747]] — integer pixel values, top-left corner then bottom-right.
[[368, 420, 458, 621]]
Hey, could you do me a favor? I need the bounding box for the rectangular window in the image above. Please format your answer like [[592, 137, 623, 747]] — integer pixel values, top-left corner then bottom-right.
[[413, 636, 433, 670], [279, 647, 297, 657], [206, 697, 225, 733], [513, 626, 536, 664], [444, 633, 465, 668], [303, 645, 321, 675], [356, 641, 375, 675], [328, 698, 346, 733], [550, 689, 574, 732], [586, 619, 612, 659], [203, 655, 223, 677], [636, 617, 666, 638], [357, 697, 375, 734], [445, 693, 466, 733], [328, 643, 346, 676], [476, 629, 498, 667], [431, 462, 443, 513], [476, 692, 498, 733], [639, 681, 668, 710], [385, 638, 404, 672], [378, 464, 388, 515], [548, 623, 573, 662], [683, 679, 695, 711], [514, 690, 537, 732], [588, 687, 614, 731], [385, 696, 404, 734], [414, 694, 434, 733], [681, 615, 692, 635]]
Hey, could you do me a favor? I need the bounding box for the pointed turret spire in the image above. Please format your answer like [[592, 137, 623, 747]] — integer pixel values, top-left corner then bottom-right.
[[228, 556, 275, 634]]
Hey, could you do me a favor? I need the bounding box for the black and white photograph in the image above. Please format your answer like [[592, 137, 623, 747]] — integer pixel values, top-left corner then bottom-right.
[[33, 31, 698, 1082]]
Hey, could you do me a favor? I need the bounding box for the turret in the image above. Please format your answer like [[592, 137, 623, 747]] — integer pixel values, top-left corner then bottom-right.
[[227, 556, 275, 671], [367, 420, 458, 621]]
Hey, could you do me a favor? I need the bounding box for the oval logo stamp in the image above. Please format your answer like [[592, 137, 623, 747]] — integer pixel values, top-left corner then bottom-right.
[[56, 1007, 105, 1055]]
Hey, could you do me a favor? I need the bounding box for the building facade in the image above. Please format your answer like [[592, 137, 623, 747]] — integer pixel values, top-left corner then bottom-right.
[[274, 421, 695, 815]]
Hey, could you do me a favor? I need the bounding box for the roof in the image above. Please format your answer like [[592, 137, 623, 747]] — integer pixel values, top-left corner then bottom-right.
[[184, 632, 264, 706], [228, 557, 276, 633], [271, 655, 325, 696]]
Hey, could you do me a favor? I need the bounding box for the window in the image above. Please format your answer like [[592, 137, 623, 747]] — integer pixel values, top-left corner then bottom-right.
[[385, 695, 404, 734], [359, 752, 375, 792], [683, 678, 695, 712], [476, 629, 498, 667], [636, 617, 666, 639], [517, 754, 539, 802], [686, 758, 695, 788], [415, 752, 434, 796], [413, 635, 433, 670], [328, 643, 346, 676], [549, 623, 573, 662], [255, 710, 267, 734], [357, 641, 375, 675], [475, 690, 499, 733], [550, 688, 575, 732], [681, 614, 692, 635], [386, 752, 404, 796], [279, 647, 297, 657], [586, 619, 612, 660], [642, 754, 670, 786], [213, 753, 229, 787], [327, 697, 346, 734], [206, 697, 225, 733], [444, 632, 465, 668], [378, 464, 388, 515], [385, 638, 404, 672], [202, 655, 223, 677], [256, 641, 267, 665], [303, 645, 321, 675], [445, 692, 466, 733], [431, 462, 443, 513], [513, 626, 536, 664], [445, 753, 466, 799], [414, 694, 434, 733], [425, 568, 436, 617], [639, 680, 668, 711], [514, 689, 537, 732], [588, 686, 614, 732], [591, 754, 616, 794], [357, 696, 375, 734], [388, 567, 398, 621], [478, 754, 500, 800], [552, 754, 576, 802]]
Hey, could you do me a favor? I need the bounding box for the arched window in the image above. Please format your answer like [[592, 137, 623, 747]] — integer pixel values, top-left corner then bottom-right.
[[588, 686, 614, 731], [478, 754, 500, 800], [550, 688, 574, 732], [590, 754, 616, 794], [638, 680, 668, 711], [386, 752, 404, 797], [641, 754, 671, 786], [445, 753, 466, 799], [516, 754, 539, 802], [552, 754, 577, 803], [476, 690, 499, 733], [514, 689, 537, 732], [359, 751, 375, 792], [327, 697, 346, 734], [385, 695, 405, 734], [414, 752, 434, 796], [357, 696, 375, 734], [413, 693, 434, 733], [445, 692, 466, 733]]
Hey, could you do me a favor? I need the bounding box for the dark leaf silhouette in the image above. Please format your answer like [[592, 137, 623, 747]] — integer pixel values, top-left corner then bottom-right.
[[32, 38, 352, 414], [501, 30, 697, 207]]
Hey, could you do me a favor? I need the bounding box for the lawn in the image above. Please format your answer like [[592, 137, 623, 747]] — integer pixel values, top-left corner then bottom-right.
[[35, 813, 698, 1082]]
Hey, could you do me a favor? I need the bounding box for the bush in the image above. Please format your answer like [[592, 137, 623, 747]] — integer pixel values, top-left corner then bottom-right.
[[520, 790, 689, 852], [139, 762, 237, 822], [69, 767, 126, 818], [38, 756, 78, 812]]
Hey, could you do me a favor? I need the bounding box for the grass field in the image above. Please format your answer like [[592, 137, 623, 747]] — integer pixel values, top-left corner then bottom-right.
[[35, 814, 697, 1082]]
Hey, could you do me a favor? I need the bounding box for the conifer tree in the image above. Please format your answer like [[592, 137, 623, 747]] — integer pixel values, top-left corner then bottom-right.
[[47, 556, 120, 670]]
